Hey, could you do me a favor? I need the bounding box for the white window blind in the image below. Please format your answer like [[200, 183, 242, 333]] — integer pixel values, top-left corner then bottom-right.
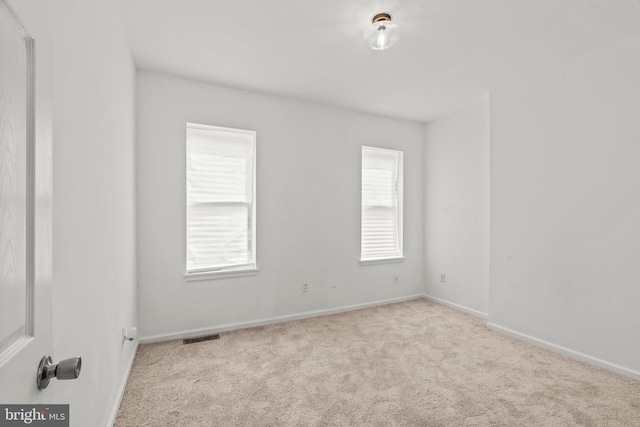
[[186, 123, 256, 274], [361, 146, 403, 261]]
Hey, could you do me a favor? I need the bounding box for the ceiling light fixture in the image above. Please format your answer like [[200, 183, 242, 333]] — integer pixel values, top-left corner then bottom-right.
[[364, 13, 399, 51]]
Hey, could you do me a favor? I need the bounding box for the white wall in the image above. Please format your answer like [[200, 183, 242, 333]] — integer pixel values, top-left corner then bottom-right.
[[136, 71, 424, 339], [490, 34, 640, 376], [423, 100, 491, 315], [52, 0, 138, 425]]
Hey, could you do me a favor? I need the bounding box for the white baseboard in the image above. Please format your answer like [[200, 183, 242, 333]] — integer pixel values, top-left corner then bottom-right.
[[487, 322, 640, 382], [421, 294, 488, 319], [140, 294, 424, 344], [106, 340, 139, 427]]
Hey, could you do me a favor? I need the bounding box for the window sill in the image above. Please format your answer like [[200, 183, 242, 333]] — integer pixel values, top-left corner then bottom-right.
[[185, 267, 259, 282], [359, 257, 405, 266]]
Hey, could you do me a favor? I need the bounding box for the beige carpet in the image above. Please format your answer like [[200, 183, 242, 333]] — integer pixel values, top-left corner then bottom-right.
[[115, 299, 640, 426]]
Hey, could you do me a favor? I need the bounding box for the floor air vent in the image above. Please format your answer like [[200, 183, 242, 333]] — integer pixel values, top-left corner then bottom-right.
[[183, 334, 220, 345]]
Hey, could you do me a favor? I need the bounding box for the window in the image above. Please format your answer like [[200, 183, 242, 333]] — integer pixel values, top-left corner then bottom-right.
[[186, 123, 256, 278], [361, 146, 403, 263]]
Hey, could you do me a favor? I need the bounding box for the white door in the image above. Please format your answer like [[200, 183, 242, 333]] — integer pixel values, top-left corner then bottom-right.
[[0, 0, 54, 402]]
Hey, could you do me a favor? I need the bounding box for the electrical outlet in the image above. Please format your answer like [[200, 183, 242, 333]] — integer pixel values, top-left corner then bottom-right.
[[302, 282, 309, 293], [440, 274, 446, 283], [393, 275, 399, 284]]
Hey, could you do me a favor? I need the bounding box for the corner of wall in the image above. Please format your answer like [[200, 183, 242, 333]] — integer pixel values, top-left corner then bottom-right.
[[422, 101, 490, 315]]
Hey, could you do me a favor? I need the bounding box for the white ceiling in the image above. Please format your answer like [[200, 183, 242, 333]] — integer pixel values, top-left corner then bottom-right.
[[116, 0, 640, 123]]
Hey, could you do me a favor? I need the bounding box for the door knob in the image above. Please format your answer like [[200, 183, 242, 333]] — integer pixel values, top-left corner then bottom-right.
[[37, 355, 82, 390]]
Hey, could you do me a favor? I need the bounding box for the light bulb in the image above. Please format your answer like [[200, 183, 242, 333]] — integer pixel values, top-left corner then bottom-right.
[[364, 13, 399, 51], [376, 26, 388, 49]]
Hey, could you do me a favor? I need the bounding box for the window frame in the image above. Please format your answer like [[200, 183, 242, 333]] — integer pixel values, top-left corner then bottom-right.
[[360, 145, 404, 265], [184, 122, 258, 281]]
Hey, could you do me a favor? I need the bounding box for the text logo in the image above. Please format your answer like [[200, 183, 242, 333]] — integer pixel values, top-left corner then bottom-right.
[[0, 405, 68, 426]]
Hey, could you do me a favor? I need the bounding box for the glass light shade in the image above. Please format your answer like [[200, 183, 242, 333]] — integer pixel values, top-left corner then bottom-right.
[[363, 21, 399, 51]]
